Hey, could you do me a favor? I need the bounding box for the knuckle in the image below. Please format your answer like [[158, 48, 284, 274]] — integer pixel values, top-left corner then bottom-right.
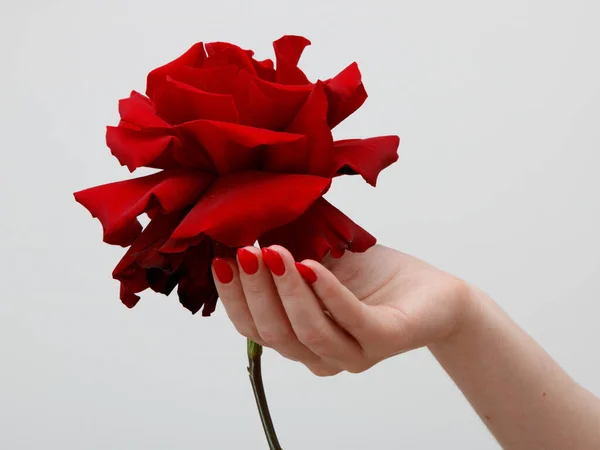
[[337, 311, 365, 334], [447, 276, 471, 303], [317, 282, 338, 301], [242, 283, 265, 300], [274, 349, 299, 362], [343, 360, 372, 374], [297, 327, 327, 350], [275, 280, 302, 303], [258, 328, 295, 348], [234, 324, 258, 340], [307, 364, 340, 378]]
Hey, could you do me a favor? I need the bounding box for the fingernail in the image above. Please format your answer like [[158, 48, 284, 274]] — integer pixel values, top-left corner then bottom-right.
[[261, 247, 285, 276], [237, 248, 259, 275], [212, 258, 233, 283], [295, 262, 317, 283]]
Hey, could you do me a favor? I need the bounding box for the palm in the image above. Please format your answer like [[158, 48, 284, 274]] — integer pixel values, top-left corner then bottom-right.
[[323, 245, 468, 351], [323, 245, 409, 304]]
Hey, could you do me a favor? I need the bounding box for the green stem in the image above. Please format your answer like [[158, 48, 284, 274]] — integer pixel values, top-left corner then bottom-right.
[[247, 338, 283, 450]]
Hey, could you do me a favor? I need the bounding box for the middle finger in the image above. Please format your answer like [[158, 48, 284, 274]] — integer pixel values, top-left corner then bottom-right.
[[237, 247, 324, 364]]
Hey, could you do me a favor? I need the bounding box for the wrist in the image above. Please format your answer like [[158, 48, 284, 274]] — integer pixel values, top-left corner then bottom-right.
[[432, 281, 487, 348]]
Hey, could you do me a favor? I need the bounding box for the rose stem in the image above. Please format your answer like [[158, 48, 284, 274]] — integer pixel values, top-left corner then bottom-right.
[[247, 338, 283, 450]]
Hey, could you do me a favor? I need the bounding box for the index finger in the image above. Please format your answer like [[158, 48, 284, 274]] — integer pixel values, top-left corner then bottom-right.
[[298, 259, 374, 344]]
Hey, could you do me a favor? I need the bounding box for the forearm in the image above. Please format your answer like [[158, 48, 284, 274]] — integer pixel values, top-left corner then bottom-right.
[[429, 287, 600, 450]]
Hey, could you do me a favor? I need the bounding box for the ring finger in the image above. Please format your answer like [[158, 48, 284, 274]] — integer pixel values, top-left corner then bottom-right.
[[237, 247, 327, 366]]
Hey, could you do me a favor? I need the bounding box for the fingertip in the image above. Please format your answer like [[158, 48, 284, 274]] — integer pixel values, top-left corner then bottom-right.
[[237, 247, 259, 275], [212, 257, 234, 284], [237, 245, 260, 256], [261, 247, 286, 276], [298, 259, 334, 282], [299, 261, 370, 341], [266, 244, 289, 256], [263, 245, 295, 264], [295, 262, 317, 284]]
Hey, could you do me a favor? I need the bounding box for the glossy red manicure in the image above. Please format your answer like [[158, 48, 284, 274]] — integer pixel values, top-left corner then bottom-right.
[[295, 262, 317, 283], [237, 248, 259, 275], [212, 258, 234, 283], [261, 247, 285, 276]]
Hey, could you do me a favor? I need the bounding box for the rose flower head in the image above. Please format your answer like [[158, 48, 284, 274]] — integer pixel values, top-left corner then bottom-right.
[[74, 35, 400, 316]]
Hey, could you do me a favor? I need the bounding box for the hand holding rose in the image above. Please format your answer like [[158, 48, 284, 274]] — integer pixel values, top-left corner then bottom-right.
[[214, 244, 472, 376]]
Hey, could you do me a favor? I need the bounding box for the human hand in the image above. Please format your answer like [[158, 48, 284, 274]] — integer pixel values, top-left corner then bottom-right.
[[212, 244, 475, 376]]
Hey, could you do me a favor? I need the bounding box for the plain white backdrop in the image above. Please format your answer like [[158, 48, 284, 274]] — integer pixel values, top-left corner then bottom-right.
[[1, 0, 599, 448]]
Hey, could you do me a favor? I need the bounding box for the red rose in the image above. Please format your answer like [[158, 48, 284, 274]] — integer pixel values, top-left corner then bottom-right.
[[74, 35, 400, 316]]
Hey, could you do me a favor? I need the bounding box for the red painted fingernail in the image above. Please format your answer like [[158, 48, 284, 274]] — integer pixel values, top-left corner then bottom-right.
[[295, 262, 317, 284], [212, 258, 233, 283], [237, 248, 259, 275], [261, 247, 285, 276]]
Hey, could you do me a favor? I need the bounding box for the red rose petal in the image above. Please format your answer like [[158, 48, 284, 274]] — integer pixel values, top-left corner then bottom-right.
[[177, 120, 305, 174], [106, 126, 180, 172], [283, 82, 333, 176], [161, 64, 240, 95], [330, 136, 400, 186], [170, 143, 215, 172], [109, 91, 181, 171], [152, 76, 239, 125], [273, 35, 311, 85], [113, 213, 184, 276], [146, 42, 207, 99], [76, 36, 397, 318], [176, 239, 219, 315], [145, 268, 179, 299], [230, 72, 278, 128], [252, 75, 312, 101], [252, 57, 276, 82], [157, 68, 280, 128], [234, 71, 312, 129], [112, 214, 223, 314], [259, 198, 376, 262], [118, 232, 234, 315], [74, 170, 214, 246], [118, 270, 147, 308], [325, 62, 368, 129], [113, 213, 185, 307], [204, 42, 257, 74], [118, 91, 172, 129], [260, 138, 309, 174], [166, 171, 331, 249]]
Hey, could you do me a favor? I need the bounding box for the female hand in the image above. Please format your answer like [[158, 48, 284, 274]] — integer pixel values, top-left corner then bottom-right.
[[214, 246, 600, 450], [212, 244, 475, 376]]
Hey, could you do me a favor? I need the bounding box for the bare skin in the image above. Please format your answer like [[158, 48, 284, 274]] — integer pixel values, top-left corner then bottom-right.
[[213, 244, 600, 449]]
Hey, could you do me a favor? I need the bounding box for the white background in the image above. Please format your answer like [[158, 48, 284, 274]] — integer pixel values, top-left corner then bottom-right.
[[1, 0, 599, 448]]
